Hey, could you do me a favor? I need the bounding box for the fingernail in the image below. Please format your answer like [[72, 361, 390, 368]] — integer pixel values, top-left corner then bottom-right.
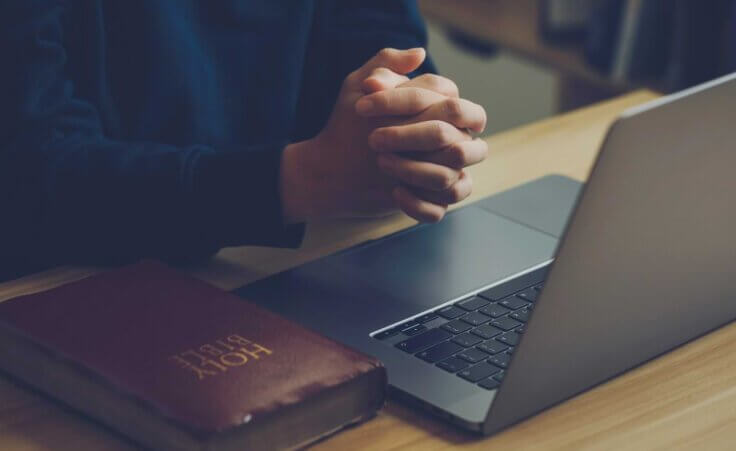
[[355, 97, 374, 115], [408, 47, 424, 54]]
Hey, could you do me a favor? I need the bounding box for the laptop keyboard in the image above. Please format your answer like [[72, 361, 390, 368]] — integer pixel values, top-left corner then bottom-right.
[[372, 265, 547, 391]]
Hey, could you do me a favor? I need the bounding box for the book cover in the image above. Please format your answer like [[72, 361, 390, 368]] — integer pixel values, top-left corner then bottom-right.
[[0, 260, 386, 450]]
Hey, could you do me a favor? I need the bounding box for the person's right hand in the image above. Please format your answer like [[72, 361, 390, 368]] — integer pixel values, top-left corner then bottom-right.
[[280, 48, 427, 223], [356, 72, 487, 222], [280, 48, 486, 223]]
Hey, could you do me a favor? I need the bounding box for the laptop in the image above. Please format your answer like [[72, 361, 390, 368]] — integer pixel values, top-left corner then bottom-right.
[[238, 72, 736, 435]]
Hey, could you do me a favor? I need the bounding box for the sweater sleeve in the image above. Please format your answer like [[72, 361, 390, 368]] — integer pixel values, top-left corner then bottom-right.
[[0, 3, 303, 272], [326, 0, 437, 78], [292, 0, 436, 142]]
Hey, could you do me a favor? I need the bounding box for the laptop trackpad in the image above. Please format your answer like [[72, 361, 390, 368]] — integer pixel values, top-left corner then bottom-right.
[[476, 174, 583, 238], [329, 207, 558, 312]]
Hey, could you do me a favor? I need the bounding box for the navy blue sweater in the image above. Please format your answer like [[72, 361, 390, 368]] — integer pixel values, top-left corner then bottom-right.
[[0, 1, 432, 280]]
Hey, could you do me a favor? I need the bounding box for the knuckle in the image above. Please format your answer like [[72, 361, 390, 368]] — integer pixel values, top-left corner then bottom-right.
[[371, 67, 391, 77], [424, 74, 459, 96], [434, 169, 456, 190], [378, 48, 394, 59], [406, 89, 424, 111], [447, 143, 467, 168], [432, 121, 456, 146], [372, 92, 390, 110], [424, 74, 444, 88], [449, 184, 464, 203], [420, 73, 440, 85], [443, 98, 464, 122], [371, 67, 394, 79]]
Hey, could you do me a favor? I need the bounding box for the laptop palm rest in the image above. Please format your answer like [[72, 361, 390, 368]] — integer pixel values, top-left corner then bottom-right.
[[326, 207, 557, 315]]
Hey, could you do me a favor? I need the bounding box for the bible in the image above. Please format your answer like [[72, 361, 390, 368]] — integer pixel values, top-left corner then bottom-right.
[[0, 261, 386, 450]]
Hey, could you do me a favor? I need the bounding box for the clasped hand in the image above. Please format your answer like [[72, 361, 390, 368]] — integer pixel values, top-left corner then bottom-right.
[[280, 48, 488, 223]]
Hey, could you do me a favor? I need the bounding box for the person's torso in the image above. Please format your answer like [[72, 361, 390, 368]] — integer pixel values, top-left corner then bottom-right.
[[61, 0, 321, 150]]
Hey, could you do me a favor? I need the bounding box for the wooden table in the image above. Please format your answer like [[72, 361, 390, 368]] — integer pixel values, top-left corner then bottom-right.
[[6, 90, 735, 450]]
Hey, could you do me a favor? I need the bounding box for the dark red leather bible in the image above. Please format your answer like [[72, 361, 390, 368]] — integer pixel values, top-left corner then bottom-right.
[[0, 261, 386, 450]]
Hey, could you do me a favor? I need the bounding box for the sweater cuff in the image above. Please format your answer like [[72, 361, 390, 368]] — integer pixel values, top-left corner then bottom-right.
[[190, 145, 305, 249]]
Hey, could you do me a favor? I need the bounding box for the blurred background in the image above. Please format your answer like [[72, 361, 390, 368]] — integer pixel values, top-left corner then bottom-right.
[[420, 0, 736, 134]]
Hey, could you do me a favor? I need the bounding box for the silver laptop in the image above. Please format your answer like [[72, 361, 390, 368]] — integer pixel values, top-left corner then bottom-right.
[[238, 72, 736, 434]]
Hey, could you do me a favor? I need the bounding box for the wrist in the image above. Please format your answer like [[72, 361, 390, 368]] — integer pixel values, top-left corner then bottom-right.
[[280, 139, 317, 224]]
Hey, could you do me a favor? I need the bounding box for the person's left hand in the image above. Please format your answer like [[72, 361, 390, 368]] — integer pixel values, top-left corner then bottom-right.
[[354, 70, 488, 222]]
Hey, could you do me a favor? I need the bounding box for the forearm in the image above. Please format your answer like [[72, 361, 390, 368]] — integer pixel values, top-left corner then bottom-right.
[[279, 136, 338, 224], [2, 132, 303, 269], [280, 140, 312, 224]]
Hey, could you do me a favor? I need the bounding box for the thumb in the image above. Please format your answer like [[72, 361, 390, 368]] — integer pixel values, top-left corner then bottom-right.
[[355, 47, 426, 80]]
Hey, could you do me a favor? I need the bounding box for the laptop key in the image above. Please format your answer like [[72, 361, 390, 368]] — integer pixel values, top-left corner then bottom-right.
[[403, 324, 427, 336], [456, 348, 489, 363], [478, 377, 500, 390], [452, 333, 483, 347], [456, 296, 489, 311], [479, 266, 548, 300], [417, 341, 464, 363], [374, 328, 400, 340], [477, 340, 509, 355], [442, 319, 472, 334], [479, 303, 511, 318], [488, 352, 511, 369], [478, 284, 519, 302], [518, 288, 539, 302], [490, 317, 523, 331], [398, 319, 421, 331], [460, 311, 491, 326], [437, 305, 466, 319], [416, 312, 439, 323], [437, 357, 470, 373], [510, 308, 531, 323], [471, 324, 503, 339], [457, 362, 501, 382], [493, 370, 506, 382], [499, 296, 529, 310], [396, 328, 453, 353], [496, 331, 521, 346]]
